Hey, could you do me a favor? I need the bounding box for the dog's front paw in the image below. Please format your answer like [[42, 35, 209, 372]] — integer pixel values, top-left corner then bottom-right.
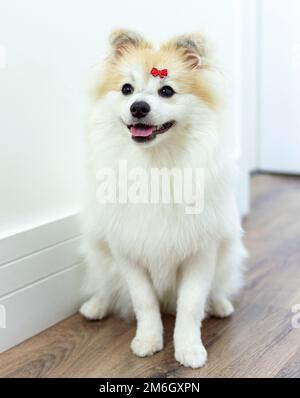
[[131, 333, 163, 357], [175, 342, 207, 369], [209, 297, 234, 318], [79, 297, 107, 320]]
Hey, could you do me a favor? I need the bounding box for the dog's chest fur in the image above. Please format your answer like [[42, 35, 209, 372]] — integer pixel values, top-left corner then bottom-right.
[[89, 147, 224, 264]]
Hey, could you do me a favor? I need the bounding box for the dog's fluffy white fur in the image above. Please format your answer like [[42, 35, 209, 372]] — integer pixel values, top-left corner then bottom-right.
[[80, 30, 246, 368]]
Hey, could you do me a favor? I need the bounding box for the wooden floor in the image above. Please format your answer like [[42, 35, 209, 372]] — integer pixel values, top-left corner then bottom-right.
[[1, 174, 300, 378]]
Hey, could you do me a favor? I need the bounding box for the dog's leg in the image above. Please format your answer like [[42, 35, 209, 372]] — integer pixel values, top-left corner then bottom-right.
[[174, 246, 217, 368], [80, 239, 114, 320], [208, 237, 246, 318], [117, 256, 163, 357]]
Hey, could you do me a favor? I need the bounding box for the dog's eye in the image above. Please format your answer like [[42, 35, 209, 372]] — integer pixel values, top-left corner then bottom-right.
[[122, 83, 134, 95], [158, 86, 175, 98]]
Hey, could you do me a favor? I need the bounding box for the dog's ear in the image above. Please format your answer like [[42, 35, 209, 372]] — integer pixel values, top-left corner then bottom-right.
[[162, 33, 210, 69], [109, 29, 151, 57]]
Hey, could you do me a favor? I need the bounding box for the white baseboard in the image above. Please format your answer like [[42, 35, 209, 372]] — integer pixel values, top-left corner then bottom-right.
[[0, 236, 81, 297], [0, 214, 83, 353], [0, 213, 80, 266], [0, 263, 84, 353]]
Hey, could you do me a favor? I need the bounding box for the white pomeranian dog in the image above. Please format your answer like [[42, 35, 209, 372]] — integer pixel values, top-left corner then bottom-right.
[[80, 29, 246, 368]]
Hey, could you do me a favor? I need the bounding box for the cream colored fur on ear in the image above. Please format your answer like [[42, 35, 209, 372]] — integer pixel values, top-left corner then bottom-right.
[[109, 29, 152, 57], [163, 33, 210, 69]]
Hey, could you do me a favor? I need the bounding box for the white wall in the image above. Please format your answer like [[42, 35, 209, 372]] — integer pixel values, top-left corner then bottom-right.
[[0, 0, 247, 238]]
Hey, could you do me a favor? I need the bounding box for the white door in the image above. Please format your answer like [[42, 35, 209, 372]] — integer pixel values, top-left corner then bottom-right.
[[259, 0, 300, 174]]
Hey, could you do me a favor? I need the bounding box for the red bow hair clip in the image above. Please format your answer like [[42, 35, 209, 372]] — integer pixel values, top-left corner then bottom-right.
[[151, 67, 168, 78]]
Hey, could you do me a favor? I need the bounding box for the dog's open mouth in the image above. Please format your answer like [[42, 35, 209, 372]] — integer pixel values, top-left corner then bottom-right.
[[127, 121, 175, 143]]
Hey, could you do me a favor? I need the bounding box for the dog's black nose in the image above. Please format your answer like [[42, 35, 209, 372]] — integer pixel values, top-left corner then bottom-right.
[[130, 101, 151, 119]]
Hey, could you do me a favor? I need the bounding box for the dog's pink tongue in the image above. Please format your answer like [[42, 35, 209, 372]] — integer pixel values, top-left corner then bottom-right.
[[130, 126, 155, 137]]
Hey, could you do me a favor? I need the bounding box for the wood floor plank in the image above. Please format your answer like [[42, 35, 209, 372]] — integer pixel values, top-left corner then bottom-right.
[[0, 174, 300, 378]]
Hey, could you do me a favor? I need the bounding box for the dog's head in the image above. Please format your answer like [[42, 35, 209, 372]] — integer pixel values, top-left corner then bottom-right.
[[92, 29, 220, 147]]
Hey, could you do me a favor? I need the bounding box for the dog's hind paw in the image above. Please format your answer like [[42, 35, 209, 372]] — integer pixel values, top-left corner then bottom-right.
[[79, 297, 108, 320], [208, 296, 234, 318]]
